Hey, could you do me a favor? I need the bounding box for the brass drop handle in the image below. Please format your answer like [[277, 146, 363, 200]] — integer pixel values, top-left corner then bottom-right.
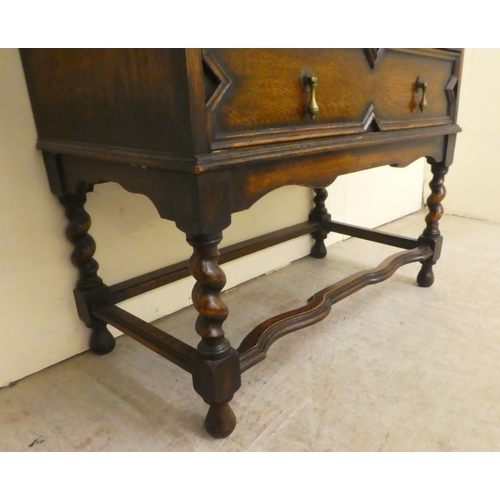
[[416, 77, 428, 112], [300, 68, 319, 119]]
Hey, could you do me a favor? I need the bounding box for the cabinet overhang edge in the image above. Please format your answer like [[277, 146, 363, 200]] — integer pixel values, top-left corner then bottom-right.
[[196, 124, 461, 171], [36, 139, 198, 171], [210, 117, 454, 151], [37, 124, 460, 174]]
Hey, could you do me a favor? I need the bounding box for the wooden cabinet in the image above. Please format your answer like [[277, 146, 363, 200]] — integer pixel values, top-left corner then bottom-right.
[[205, 48, 460, 148], [20, 49, 463, 438]]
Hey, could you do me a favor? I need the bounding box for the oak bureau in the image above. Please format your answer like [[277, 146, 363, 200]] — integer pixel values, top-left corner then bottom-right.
[[20, 49, 463, 438]]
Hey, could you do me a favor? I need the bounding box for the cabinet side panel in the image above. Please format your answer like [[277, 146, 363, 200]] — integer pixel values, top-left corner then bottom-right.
[[20, 49, 194, 155]]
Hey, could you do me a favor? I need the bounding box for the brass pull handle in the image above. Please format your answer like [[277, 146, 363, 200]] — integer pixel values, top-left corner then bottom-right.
[[300, 68, 319, 119], [416, 77, 428, 112]]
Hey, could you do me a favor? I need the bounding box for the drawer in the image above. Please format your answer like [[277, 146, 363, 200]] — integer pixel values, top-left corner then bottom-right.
[[203, 48, 461, 150]]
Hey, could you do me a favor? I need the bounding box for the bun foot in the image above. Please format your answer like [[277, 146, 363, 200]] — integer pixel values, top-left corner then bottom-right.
[[89, 319, 116, 355], [310, 238, 327, 259], [205, 403, 236, 438], [417, 261, 435, 288]]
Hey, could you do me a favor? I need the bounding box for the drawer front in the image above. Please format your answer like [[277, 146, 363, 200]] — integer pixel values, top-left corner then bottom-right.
[[203, 48, 461, 150]]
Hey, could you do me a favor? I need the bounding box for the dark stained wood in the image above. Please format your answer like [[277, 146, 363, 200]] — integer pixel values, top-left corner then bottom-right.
[[39, 140, 196, 172], [364, 48, 385, 69], [187, 233, 229, 345], [204, 48, 460, 149], [224, 132, 452, 215], [205, 403, 237, 439], [417, 160, 449, 287], [417, 260, 436, 288], [20, 49, 463, 438], [217, 222, 320, 264], [324, 221, 420, 250], [58, 193, 115, 355], [184, 49, 211, 155], [59, 192, 102, 291], [93, 305, 195, 373], [421, 161, 449, 239], [186, 233, 241, 438], [107, 218, 419, 306], [197, 123, 461, 171], [48, 155, 229, 235], [20, 49, 201, 156], [109, 221, 321, 304], [309, 187, 332, 258], [40, 126, 460, 236], [238, 245, 433, 372]]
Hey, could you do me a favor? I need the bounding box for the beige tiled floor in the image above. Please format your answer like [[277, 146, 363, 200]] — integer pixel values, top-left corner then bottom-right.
[[2, 211, 500, 451]]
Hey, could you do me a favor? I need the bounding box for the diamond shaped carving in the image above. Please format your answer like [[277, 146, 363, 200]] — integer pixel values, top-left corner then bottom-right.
[[202, 52, 230, 108], [364, 49, 385, 69], [361, 103, 382, 132], [445, 74, 459, 113]]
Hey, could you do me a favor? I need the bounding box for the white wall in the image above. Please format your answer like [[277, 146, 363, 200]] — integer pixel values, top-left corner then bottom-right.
[[424, 49, 500, 222], [0, 48, 424, 387]]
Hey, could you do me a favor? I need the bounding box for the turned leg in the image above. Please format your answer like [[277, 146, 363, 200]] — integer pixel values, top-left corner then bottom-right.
[[309, 187, 332, 258], [59, 193, 115, 354], [187, 233, 241, 438], [417, 162, 449, 287]]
